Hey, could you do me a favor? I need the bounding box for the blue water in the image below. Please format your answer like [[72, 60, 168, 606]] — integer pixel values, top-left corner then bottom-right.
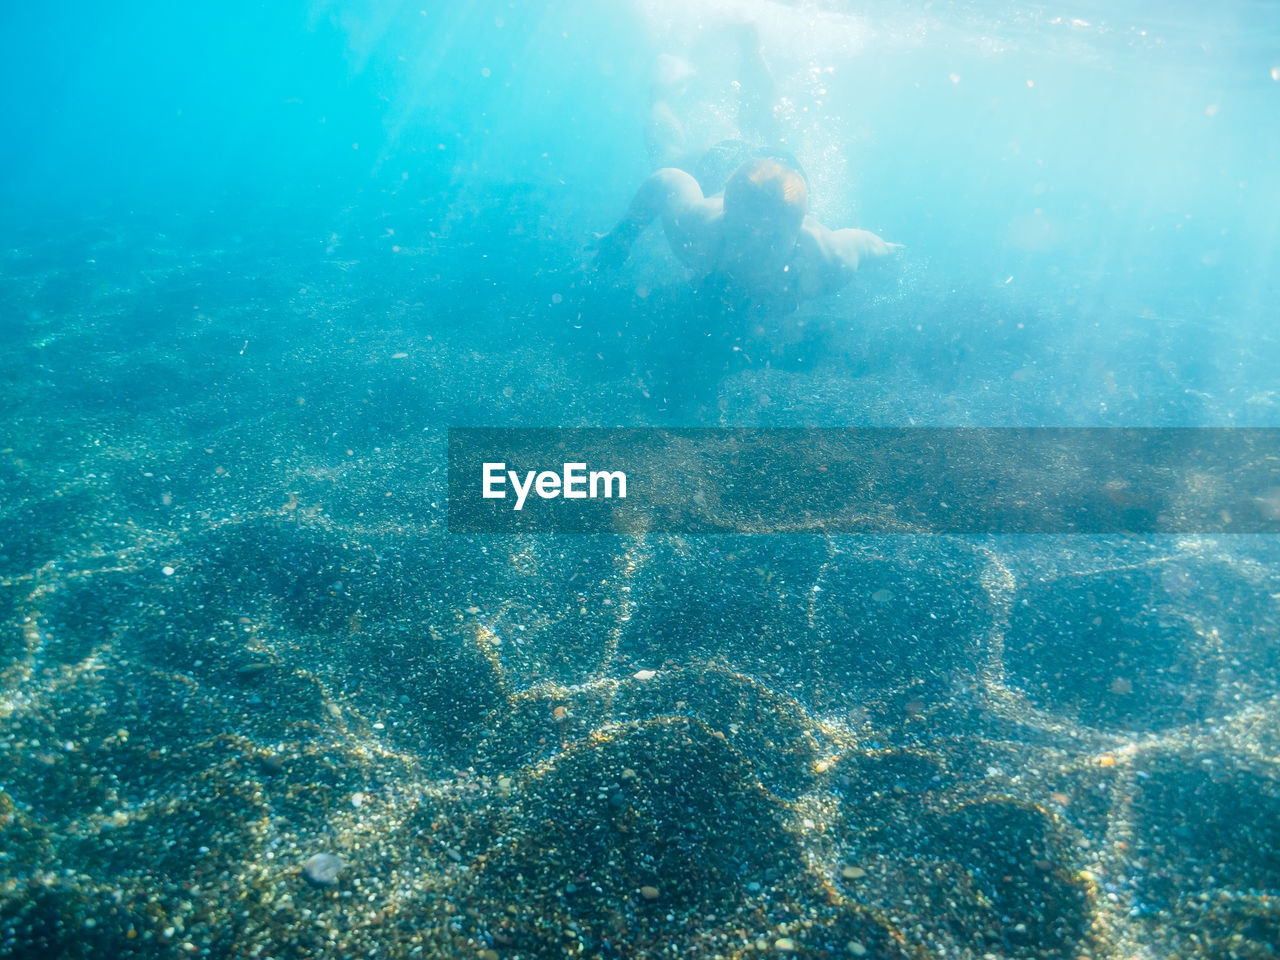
[[6, 2, 1278, 326], [2, 3, 1280, 958]]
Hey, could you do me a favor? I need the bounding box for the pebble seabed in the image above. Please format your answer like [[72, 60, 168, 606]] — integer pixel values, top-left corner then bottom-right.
[[1, 227, 1279, 959]]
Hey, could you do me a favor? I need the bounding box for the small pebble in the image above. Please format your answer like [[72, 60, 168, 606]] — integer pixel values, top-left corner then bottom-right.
[[302, 853, 344, 887], [639, 885, 659, 900], [848, 941, 867, 956]]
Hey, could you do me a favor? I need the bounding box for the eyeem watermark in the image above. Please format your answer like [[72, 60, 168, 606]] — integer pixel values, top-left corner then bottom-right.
[[448, 428, 1280, 534], [482, 462, 627, 511]]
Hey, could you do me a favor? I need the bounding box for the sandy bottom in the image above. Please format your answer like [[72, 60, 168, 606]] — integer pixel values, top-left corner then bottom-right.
[[1, 218, 1277, 958]]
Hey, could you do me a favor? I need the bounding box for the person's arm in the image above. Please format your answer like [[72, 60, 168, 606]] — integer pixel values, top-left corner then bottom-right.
[[793, 219, 903, 299], [594, 168, 708, 269]]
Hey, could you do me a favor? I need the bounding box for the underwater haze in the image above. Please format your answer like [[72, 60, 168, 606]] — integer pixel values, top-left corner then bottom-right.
[[2, 1, 1280, 958]]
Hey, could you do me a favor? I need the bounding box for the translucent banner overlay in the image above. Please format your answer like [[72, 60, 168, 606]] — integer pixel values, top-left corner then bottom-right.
[[447, 428, 1280, 534]]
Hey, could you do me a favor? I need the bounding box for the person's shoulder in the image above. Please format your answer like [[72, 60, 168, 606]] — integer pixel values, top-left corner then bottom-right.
[[793, 218, 845, 271], [790, 218, 852, 299], [794, 217, 826, 251], [651, 167, 706, 200]]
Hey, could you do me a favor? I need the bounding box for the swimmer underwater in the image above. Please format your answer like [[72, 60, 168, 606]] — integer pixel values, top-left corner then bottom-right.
[[594, 157, 902, 311], [594, 18, 902, 314]]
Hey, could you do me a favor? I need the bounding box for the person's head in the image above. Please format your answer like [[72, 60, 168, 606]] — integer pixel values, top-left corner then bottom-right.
[[721, 158, 808, 274]]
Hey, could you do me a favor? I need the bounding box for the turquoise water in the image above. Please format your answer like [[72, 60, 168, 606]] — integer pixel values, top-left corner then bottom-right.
[[2, 2, 1279, 958]]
